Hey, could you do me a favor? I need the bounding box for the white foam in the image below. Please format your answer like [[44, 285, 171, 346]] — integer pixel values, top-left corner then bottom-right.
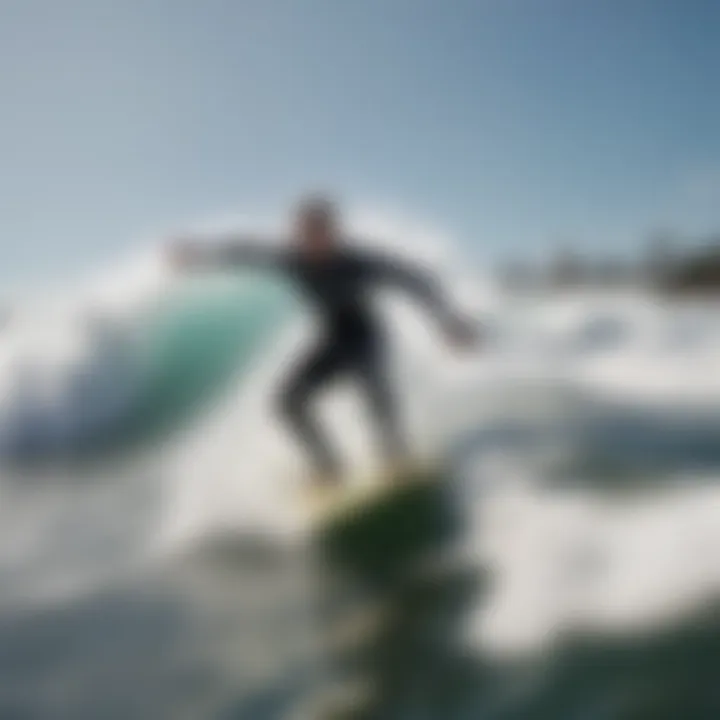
[[2, 204, 720, 643], [465, 465, 720, 657]]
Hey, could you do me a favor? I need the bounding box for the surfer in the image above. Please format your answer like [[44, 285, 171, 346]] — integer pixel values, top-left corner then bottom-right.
[[168, 197, 478, 487]]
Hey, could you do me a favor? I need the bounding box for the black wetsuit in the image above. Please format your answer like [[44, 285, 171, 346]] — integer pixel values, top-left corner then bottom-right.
[[208, 242, 458, 475]]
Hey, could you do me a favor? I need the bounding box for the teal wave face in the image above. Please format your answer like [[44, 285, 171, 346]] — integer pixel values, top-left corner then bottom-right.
[[96, 276, 293, 454]]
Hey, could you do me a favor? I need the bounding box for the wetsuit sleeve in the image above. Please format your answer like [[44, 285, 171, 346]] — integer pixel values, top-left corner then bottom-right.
[[364, 253, 461, 329], [186, 236, 287, 271], [209, 242, 285, 268]]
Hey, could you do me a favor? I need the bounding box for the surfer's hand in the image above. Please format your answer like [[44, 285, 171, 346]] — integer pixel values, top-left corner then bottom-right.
[[445, 317, 481, 350], [166, 237, 203, 271]]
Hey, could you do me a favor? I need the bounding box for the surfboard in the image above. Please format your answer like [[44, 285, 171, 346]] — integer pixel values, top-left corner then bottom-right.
[[300, 461, 441, 531], [300, 461, 455, 585]]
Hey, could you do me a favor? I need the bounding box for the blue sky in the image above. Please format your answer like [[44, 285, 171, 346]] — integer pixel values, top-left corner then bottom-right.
[[1, 0, 719, 282]]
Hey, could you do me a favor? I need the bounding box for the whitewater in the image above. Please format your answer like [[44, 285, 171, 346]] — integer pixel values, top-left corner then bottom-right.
[[0, 209, 718, 717]]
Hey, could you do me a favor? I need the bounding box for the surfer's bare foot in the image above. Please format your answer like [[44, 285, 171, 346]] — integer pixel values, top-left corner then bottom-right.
[[303, 471, 342, 498], [386, 458, 416, 483], [301, 472, 343, 513], [311, 471, 343, 490]]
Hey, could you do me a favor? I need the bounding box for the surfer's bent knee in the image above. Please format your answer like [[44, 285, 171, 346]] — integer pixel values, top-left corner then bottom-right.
[[277, 382, 306, 423]]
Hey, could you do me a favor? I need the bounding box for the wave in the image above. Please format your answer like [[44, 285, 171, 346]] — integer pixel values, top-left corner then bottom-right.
[[0, 271, 292, 458], [0, 210, 719, 660]]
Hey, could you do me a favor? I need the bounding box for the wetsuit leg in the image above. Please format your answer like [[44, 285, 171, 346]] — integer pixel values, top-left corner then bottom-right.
[[355, 342, 407, 465], [277, 340, 349, 477]]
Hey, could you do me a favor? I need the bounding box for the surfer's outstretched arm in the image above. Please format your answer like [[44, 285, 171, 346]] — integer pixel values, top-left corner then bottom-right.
[[366, 253, 478, 346], [168, 234, 287, 272]]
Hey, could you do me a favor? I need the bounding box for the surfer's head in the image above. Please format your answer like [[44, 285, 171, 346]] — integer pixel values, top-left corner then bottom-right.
[[293, 195, 340, 257]]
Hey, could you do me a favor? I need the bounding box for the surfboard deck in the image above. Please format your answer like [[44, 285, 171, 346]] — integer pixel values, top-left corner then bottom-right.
[[299, 462, 441, 530], [301, 462, 455, 582]]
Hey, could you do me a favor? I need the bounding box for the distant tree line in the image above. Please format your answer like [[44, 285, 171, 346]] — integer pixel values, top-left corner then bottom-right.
[[498, 233, 720, 295]]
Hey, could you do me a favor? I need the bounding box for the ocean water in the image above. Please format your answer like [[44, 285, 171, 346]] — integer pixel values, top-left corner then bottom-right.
[[0, 217, 718, 719]]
